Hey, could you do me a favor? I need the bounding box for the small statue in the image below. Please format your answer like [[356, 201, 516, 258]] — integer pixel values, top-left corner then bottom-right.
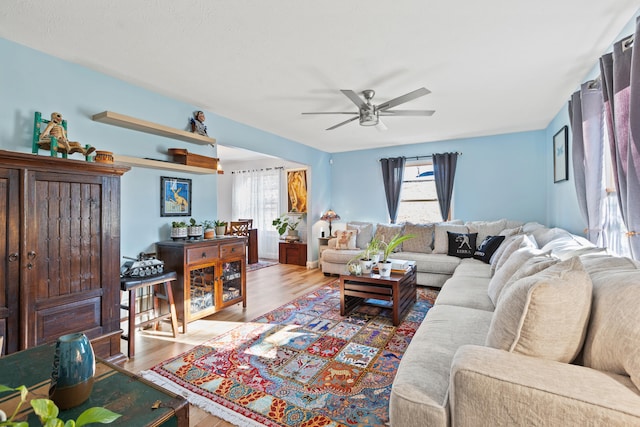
[[190, 110, 208, 136], [39, 112, 95, 156]]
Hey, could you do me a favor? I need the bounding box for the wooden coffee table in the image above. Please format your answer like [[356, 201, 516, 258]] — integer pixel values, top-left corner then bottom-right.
[[339, 263, 417, 326]]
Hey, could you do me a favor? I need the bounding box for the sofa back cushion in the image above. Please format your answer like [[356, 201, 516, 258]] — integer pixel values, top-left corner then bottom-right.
[[491, 234, 537, 273], [347, 222, 373, 249], [486, 247, 547, 305], [582, 265, 640, 390], [374, 223, 406, 252], [433, 224, 468, 254], [402, 222, 434, 253], [486, 257, 593, 363], [465, 219, 507, 244]]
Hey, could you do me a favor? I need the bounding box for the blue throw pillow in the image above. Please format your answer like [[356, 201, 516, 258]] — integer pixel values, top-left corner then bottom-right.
[[447, 232, 478, 258]]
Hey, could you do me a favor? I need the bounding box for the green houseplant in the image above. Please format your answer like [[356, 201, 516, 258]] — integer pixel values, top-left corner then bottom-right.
[[272, 214, 301, 236], [378, 233, 415, 277], [188, 218, 203, 238], [214, 220, 227, 236], [202, 220, 216, 239], [347, 236, 384, 275], [0, 384, 120, 427], [170, 221, 188, 240]]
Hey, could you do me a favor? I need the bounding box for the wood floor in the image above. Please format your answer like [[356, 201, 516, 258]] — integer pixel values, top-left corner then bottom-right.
[[122, 263, 335, 427]]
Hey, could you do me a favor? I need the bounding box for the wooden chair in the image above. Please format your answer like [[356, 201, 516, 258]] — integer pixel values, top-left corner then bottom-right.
[[238, 218, 253, 229], [227, 221, 250, 236]]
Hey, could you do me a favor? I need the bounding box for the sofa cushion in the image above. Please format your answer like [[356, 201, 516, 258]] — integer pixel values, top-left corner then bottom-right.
[[486, 257, 592, 363], [347, 222, 373, 250], [487, 247, 547, 305], [492, 234, 537, 272], [390, 304, 494, 427], [453, 258, 492, 278], [473, 235, 505, 263], [447, 232, 478, 258], [334, 229, 357, 250], [435, 276, 494, 311], [434, 224, 468, 254], [402, 222, 434, 253], [465, 219, 507, 244], [375, 223, 405, 251], [582, 266, 640, 389], [321, 248, 361, 263], [400, 252, 461, 275], [540, 234, 606, 260]]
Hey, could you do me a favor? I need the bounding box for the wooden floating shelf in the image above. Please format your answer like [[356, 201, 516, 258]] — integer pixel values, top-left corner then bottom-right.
[[114, 155, 222, 175], [92, 111, 216, 146]]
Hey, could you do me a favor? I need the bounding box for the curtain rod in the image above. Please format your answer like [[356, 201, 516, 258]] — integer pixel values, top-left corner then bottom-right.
[[231, 166, 284, 174], [379, 152, 462, 162]]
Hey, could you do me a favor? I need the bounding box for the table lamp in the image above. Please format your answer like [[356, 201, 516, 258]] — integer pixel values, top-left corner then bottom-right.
[[320, 210, 341, 237]]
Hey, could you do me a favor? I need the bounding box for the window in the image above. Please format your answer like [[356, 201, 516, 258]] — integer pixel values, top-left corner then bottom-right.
[[396, 161, 443, 223]]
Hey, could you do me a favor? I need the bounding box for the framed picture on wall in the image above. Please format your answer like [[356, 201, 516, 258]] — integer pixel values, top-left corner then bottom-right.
[[553, 126, 568, 183], [287, 169, 308, 213], [160, 176, 192, 216]]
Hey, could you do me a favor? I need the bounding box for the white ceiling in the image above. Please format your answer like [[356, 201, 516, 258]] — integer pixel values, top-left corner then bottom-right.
[[1, 1, 638, 156]]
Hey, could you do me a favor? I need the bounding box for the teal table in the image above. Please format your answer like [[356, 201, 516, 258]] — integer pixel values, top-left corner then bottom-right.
[[0, 344, 188, 426]]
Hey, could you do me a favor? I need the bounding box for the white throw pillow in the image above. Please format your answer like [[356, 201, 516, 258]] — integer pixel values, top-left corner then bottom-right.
[[486, 257, 593, 363], [492, 234, 537, 273]]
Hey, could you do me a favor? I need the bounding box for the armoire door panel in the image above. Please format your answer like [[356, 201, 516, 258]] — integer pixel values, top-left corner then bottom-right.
[[0, 168, 19, 354], [35, 296, 102, 345]]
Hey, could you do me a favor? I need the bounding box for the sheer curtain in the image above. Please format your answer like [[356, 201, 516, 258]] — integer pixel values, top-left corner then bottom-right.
[[231, 168, 282, 260]]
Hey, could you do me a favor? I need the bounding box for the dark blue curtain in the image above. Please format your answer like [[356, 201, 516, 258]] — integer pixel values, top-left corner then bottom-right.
[[432, 152, 458, 221], [380, 157, 406, 223]]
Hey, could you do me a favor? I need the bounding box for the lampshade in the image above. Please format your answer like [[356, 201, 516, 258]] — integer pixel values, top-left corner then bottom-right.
[[320, 210, 340, 221]]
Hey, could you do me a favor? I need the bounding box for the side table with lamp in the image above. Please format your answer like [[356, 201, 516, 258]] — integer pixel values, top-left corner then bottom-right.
[[320, 209, 341, 237]]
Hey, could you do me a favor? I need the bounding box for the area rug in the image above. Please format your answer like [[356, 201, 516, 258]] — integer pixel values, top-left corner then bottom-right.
[[246, 259, 278, 272], [141, 282, 438, 427]]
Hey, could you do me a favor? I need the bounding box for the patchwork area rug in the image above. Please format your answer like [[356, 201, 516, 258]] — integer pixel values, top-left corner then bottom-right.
[[141, 282, 437, 427], [246, 259, 278, 272]]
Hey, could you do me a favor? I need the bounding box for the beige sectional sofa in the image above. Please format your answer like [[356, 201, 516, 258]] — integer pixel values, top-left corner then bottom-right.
[[322, 219, 640, 425]]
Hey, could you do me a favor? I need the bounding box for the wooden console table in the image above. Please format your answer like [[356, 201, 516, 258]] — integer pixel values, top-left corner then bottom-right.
[[157, 237, 247, 333], [0, 343, 188, 426]]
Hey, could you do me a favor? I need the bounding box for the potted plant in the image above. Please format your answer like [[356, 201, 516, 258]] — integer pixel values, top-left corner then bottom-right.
[[188, 218, 203, 239], [202, 220, 216, 239], [272, 214, 301, 240], [378, 233, 415, 277], [214, 220, 227, 236], [171, 221, 188, 240]]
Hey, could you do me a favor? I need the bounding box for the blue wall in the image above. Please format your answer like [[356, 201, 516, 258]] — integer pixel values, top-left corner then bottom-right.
[[0, 38, 330, 258], [330, 130, 549, 227]]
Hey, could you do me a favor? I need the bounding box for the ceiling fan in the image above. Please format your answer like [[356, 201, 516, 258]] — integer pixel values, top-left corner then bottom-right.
[[302, 87, 435, 130]]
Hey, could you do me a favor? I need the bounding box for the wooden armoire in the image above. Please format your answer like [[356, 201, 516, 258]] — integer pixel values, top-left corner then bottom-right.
[[0, 150, 129, 361]]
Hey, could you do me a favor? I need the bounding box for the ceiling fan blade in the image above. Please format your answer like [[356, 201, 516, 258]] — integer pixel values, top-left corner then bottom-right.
[[340, 90, 369, 110], [326, 116, 359, 130], [377, 87, 431, 111], [375, 119, 388, 132], [301, 112, 358, 115], [379, 109, 436, 116]]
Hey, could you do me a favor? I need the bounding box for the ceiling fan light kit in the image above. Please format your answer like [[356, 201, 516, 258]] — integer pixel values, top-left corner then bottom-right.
[[302, 87, 435, 130]]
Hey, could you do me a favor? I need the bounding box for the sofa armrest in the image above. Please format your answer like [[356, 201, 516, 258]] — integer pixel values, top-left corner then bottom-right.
[[450, 345, 640, 426]]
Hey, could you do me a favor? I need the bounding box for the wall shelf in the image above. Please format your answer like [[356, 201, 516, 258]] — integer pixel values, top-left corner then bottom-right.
[[92, 111, 216, 146], [113, 155, 220, 175]]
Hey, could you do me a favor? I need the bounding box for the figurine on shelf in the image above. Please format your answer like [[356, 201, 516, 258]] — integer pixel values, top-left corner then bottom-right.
[[39, 112, 96, 156], [190, 110, 208, 136]]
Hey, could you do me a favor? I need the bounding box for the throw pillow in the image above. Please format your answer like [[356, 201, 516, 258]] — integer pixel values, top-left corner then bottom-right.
[[374, 223, 405, 252], [334, 230, 357, 250], [486, 257, 593, 363], [447, 232, 478, 259], [347, 222, 373, 249], [492, 234, 537, 272], [402, 222, 434, 253], [473, 235, 506, 264], [581, 267, 640, 390], [433, 224, 468, 254], [487, 247, 547, 305]]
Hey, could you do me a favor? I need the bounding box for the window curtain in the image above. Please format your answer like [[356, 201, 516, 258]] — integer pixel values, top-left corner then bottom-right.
[[380, 157, 406, 223], [231, 168, 282, 260], [432, 152, 458, 221], [600, 17, 640, 259], [568, 82, 607, 245]]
